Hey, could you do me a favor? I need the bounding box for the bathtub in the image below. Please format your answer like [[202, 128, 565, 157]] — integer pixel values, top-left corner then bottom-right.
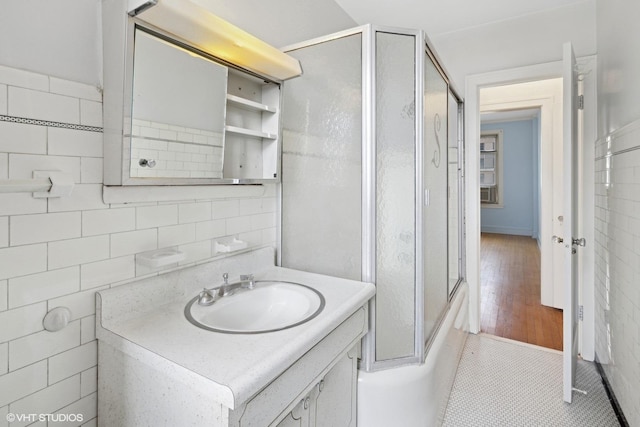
[[357, 283, 469, 427]]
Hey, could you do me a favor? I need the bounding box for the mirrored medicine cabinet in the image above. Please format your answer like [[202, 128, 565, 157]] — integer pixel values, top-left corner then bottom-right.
[[102, 0, 299, 192]]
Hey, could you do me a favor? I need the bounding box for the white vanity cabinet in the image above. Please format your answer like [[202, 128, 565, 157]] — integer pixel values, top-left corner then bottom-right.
[[96, 253, 375, 427], [98, 307, 365, 427]]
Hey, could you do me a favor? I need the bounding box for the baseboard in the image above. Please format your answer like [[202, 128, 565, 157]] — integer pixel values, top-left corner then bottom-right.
[[480, 225, 532, 236], [594, 355, 629, 427]]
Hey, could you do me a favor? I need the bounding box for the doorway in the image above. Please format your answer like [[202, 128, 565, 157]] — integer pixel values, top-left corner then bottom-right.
[[465, 57, 597, 361], [477, 80, 564, 350], [478, 97, 563, 350]]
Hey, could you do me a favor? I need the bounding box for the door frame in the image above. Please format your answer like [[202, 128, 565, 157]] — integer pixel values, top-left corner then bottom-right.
[[464, 57, 596, 360]]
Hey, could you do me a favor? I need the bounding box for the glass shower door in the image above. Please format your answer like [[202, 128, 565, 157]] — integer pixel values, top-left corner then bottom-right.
[[448, 91, 464, 297], [423, 52, 449, 345], [374, 31, 417, 361], [280, 34, 363, 281]]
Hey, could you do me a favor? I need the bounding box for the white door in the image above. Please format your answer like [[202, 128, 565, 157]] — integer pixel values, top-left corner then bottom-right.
[[561, 42, 581, 403]]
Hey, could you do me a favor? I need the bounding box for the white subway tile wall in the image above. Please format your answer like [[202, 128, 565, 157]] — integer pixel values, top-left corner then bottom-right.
[[9, 321, 80, 371], [48, 128, 103, 157], [0, 122, 46, 154], [0, 153, 7, 179], [0, 65, 278, 424], [80, 317, 96, 345], [9, 375, 80, 427], [80, 157, 102, 184], [48, 342, 97, 384], [80, 367, 97, 398], [10, 212, 81, 246], [594, 125, 640, 426], [0, 343, 7, 376], [8, 267, 80, 308], [0, 217, 7, 248], [0, 361, 48, 408], [0, 85, 7, 115], [9, 87, 80, 124], [0, 281, 6, 312]]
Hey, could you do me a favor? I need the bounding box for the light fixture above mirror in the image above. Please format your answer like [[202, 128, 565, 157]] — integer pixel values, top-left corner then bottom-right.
[[128, 0, 302, 81]]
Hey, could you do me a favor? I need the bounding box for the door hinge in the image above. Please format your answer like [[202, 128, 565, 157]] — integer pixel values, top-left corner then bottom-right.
[[578, 305, 584, 321], [578, 95, 584, 110]]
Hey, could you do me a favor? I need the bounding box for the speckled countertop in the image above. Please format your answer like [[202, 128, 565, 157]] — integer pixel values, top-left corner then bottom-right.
[[96, 250, 375, 410]]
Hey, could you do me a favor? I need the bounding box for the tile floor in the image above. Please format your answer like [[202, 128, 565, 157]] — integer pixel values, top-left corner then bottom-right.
[[442, 334, 620, 426]]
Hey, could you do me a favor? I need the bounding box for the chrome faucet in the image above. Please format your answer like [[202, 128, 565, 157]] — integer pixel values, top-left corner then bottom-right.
[[197, 273, 229, 305], [197, 272, 255, 305]]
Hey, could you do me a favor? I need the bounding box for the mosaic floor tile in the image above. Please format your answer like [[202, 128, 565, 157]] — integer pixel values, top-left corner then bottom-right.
[[443, 334, 619, 426]]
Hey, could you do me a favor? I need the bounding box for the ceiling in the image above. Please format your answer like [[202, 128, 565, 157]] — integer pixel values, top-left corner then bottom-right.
[[334, 0, 588, 36], [481, 108, 540, 124]]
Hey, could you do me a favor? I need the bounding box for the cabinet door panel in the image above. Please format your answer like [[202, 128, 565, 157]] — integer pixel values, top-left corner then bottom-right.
[[275, 412, 305, 427], [275, 397, 308, 427], [239, 309, 366, 426], [313, 351, 357, 426]]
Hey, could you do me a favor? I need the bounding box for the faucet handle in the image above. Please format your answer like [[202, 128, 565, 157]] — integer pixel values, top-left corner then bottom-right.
[[240, 274, 255, 289], [197, 288, 216, 306], [222, 272, 229, 284]]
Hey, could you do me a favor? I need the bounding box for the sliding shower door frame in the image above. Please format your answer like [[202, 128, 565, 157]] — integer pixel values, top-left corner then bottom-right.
[[362, 25, 426, 372], [279, 26, 465, 372]]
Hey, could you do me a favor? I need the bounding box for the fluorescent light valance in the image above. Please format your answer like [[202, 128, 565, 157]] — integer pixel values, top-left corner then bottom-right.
[[128, 0, 302, 81]]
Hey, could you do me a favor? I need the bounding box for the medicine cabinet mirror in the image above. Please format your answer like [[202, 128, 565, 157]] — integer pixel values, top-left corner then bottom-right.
[[130, 28, 228, 180], [102, 0, 300, 191]]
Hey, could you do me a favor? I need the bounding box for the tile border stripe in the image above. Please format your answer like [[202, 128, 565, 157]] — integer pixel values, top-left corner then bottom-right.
[[0, 114, 103, 133]]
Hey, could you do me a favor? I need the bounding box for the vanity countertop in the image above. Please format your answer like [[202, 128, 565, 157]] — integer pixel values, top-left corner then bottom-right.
[[96, 264, 375, 410]]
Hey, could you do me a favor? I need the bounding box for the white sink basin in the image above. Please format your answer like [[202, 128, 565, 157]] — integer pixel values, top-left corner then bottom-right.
[[185, 281, 325, 333]]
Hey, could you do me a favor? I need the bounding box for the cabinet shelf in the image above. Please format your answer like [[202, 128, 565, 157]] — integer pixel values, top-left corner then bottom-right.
[[226, 94, 277, 113], [225, 125, 277, 140], [223, 70, 281, 181]]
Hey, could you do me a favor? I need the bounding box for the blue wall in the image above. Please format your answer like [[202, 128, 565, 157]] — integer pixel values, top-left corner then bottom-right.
[[481, 118, 539, 237]]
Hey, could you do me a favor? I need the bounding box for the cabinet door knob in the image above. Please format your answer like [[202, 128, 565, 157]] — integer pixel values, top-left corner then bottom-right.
[[139, 158, 156, 168]]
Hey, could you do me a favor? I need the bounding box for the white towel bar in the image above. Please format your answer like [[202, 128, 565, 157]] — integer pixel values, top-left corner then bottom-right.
[[0, 171, 74, 197], [0, 178, 52, 194]]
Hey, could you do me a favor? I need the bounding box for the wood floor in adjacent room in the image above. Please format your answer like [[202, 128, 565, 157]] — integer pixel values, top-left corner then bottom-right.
[[480, 232, 563, 351]]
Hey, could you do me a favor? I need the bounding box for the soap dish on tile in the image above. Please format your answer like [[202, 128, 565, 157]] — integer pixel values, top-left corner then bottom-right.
[[137, 248, 186, 268], [214, 238, 248, 253]]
